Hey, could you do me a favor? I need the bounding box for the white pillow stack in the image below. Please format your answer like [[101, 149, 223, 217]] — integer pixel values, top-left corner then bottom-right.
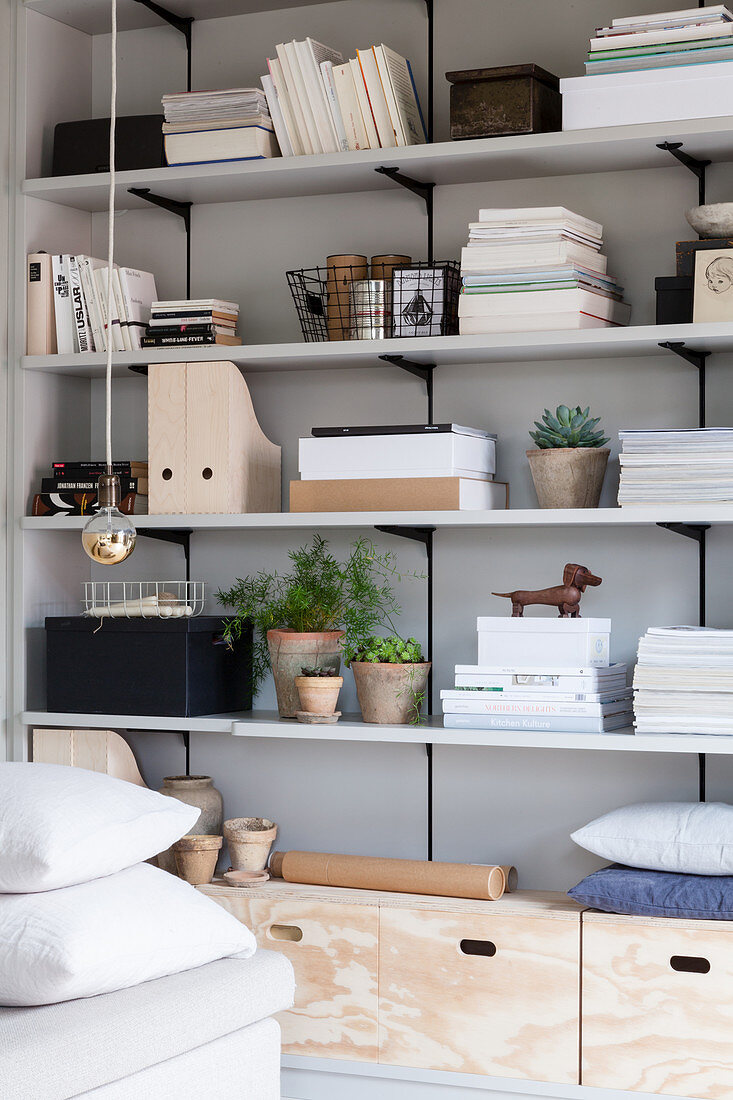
[[0, 762, 256, 1006]]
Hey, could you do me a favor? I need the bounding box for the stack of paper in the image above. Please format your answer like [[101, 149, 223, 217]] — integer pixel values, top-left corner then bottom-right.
[[586, 6, 733, 74], [618, 428, 733, 504], [634, 626, 733, 734], [458, 207, 630, 334], [161, 88, 278, 165]]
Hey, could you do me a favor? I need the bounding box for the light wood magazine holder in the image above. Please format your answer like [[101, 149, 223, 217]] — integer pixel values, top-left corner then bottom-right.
[[148, 361, 281, 514]]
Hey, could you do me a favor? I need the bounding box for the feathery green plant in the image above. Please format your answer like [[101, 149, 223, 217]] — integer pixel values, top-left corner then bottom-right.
[[529, 405, 609, 449]]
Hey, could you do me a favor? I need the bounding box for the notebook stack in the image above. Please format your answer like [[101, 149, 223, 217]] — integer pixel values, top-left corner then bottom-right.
[[458, 207, 630, 334], [32, 460, 148, 517], [634, 626, 733, 735], [161, 88, 278, 166], [618, 428, 733, 505], [261, 40, 426, 157], [141, 300, 242, 348], [289, 424, 506, 512], [562, 7, 733, 128], [443, 618, 632, 734]]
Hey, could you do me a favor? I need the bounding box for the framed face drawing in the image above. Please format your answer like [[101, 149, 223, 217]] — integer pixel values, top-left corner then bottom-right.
[[693, 248, 733, 322]]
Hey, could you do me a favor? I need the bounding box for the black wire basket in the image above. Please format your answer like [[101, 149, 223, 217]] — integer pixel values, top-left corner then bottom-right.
[[287, 259, 460, 342]]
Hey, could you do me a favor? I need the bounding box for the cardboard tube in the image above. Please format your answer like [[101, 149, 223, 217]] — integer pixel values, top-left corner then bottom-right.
[[500, 865, 518, 892], [370, 254, 411, 281], [269, 850, 505, 901], [326, 254, 367, 341]]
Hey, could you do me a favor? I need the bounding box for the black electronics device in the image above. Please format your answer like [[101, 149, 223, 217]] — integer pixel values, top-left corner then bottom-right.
[[52, 115, 165, 176]]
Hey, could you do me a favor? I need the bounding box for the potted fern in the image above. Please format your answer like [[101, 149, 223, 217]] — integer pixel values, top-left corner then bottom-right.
[[216, 535, 419, 718], [348, 635, 430, 725], [527, 405, 610, 509]]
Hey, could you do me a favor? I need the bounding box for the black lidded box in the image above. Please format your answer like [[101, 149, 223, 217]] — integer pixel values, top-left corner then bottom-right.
[[46, 616, 253, 717], [52, 116, 165, 176], [445, 64, 562, 140], [655, 276, 693, 324]]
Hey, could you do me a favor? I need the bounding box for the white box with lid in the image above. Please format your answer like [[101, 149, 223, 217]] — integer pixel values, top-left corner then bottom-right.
[[476, 617, 611, 668]]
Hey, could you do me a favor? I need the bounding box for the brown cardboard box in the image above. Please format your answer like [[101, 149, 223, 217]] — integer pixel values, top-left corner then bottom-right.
[[289, 477, 508, 512]]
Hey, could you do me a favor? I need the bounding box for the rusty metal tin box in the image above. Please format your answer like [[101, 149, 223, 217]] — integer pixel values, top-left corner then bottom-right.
[[446, 64, 562, 140]]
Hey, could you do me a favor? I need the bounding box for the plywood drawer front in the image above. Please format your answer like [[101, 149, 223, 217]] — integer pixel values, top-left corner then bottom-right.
[[221, 895, 379, 1062], [583, 918, 733, 1097], [378, 908, 580, 1083]]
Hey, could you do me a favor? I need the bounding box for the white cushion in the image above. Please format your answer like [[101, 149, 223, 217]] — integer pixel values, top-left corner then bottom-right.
[[571, 801, 733, 874], [0, 762, 199, 891], [0, 861, 256, 1006]]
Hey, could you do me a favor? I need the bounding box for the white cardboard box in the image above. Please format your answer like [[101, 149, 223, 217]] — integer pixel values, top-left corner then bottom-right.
[[476, 617, 611, 668], [560, 60, 733, 130], [299, 430, 496, 479]]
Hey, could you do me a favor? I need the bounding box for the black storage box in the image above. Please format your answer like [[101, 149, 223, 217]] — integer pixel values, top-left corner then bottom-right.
[[52, 115, 165, 176], [445, 64, 562, 140], [655, 275, 693, 324], [46, 616, 253, 717]]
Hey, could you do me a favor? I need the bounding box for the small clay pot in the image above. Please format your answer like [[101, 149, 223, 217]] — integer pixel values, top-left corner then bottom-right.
[[295, 674, 343, 716], [173, 834, 222, 885], [267, 629, 344, 718], [351, 661, 431, 724], [526, 447, 610, 509], [156, 775, 223, 875], [224, 817, 278, 872]]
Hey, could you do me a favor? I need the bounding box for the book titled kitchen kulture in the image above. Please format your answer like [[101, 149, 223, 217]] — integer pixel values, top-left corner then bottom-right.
[[32, 461, 148, 516]]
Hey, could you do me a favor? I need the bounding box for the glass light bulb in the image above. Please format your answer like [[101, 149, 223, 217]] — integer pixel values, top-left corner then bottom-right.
[[82, 505, 136, 565]]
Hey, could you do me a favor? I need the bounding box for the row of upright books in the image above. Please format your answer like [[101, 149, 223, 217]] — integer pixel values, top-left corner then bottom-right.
[[442, 618, 632, 734], [458, 207, 630, 334], [31, 460, 148, 517]]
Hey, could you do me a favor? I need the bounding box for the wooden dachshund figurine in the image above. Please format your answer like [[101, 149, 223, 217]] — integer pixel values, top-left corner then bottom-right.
[[492, 563, 602, 618]]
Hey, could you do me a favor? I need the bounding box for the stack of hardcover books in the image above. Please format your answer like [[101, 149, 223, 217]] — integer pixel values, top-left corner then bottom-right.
[[289, 423, 506, 512], [562, 6, 733, 128], [458, 207, 630, 334], [162, 88, 278, 166], [618, 427, 733, 505], [141, 300, 241, 348], [32, 460, 148, 516], [261, 40, 425, 157], [634, 626, 733, 735], [443, 617, 632, 734]]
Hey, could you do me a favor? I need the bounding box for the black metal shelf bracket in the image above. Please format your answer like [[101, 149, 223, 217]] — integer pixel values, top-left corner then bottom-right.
[[132, 0, 193, 91], [658, 341, 709, 428], [374, 167, 435, 262], [656, 142, 710, 208], [137, 528, 192, 584], [375, 524, 435, 860], [378, 354, 435, 424], [127, 188, 192, 298]]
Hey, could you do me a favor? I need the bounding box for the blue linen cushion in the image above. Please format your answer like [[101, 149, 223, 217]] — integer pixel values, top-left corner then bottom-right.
[[569, 864, 733, 919]]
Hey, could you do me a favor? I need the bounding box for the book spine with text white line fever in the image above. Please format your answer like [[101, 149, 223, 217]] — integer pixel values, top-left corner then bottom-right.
[[51, 255, 75, 355], [443, 713, 631, 733]]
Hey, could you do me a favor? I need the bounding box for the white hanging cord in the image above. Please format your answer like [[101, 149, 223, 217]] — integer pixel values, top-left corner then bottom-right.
[[105, 0, 118, 472]]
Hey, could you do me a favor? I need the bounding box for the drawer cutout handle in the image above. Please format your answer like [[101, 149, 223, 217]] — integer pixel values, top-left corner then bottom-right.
[[460, 939, 496, 958], [670, 955, 710, 974], [269, 924, 303, 943]]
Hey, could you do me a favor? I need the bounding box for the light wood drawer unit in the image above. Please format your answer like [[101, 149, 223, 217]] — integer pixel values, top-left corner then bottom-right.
[[378, 892, 582, 1083], [582, 910, 733, 1098], [200, 882, 379, 1062]]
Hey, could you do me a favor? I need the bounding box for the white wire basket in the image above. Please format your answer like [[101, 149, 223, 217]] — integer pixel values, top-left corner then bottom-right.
[[83, 581, 206, 619]]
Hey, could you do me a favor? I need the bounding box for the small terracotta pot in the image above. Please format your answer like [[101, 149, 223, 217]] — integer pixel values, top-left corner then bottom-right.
[[156, 775, 223, 875], [351, 661, 431, 724], [295, 675, 343, 716], [173, 834, 222, 885], [224, 817, 278, 872], [526, 447, 610, 509], [267, 629, 344, 717]]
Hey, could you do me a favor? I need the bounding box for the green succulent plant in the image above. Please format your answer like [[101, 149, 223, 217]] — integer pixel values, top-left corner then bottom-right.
[[346, 635, 424, 665], [529, 405, 609, 449]]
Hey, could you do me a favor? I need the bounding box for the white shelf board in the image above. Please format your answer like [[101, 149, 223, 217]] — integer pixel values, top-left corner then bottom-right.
[[19, 323, 733, 378], [18, 504, 733, 532], [24, 0, 338, 34], [21, 709, 733, 754], [21, 116, 733, 209]]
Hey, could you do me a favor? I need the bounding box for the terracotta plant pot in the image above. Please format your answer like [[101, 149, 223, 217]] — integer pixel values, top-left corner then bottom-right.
[[295, 675, 343, 716], [351, 661, 431, 725], [157, 775, 224, 874], [224, 817, 278, 872], [267, 629, 344, 717], [173, 834, 223, 885], [526, 447, 610, 509]]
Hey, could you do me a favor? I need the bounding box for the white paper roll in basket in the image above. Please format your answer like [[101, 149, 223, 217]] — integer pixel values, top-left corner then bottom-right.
[[82, 581, 205, 619]]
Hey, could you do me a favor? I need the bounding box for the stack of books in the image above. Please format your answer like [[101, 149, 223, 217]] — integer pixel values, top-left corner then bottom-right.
[[562, 7, 733, 129], [618, 428, 733, 505], [289, 424, 507, 512], [443, 617, 632, 734], [261, 40, 426, 157], [162, 88, 278, 166], [458, 207, 630, 334], [634, 626, 733, 735], [32, 460, 148, 517], [141, 300, 241, 348], [26, 253, 157, 356]]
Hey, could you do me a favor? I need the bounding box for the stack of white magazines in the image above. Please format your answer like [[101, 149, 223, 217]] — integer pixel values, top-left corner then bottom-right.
[[443, 617, 632, 734], [618, 428, 733, 504], [161, 88, 277, 166], [634, 626, 733, 734]]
